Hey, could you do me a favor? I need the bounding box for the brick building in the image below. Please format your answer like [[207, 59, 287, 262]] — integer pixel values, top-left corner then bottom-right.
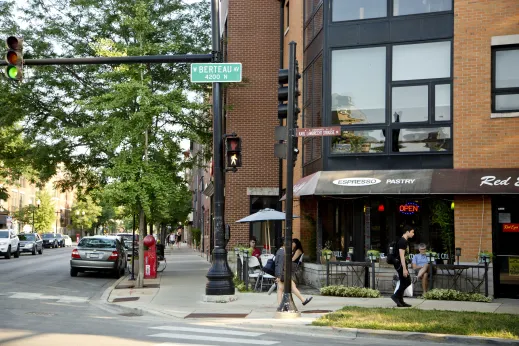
[[191, 0, 519, 298]]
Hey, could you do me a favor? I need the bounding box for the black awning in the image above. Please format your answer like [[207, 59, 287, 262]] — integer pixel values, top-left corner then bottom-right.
[[287, 168, 519, 198]]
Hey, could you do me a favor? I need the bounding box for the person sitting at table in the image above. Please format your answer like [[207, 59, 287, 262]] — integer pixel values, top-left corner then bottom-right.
[[411, 243, 430, 293], [250, 236, 261, 258]]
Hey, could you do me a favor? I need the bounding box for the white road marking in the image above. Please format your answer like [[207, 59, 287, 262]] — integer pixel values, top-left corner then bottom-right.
[[8, 292, 89, 303], [149, 333, 279, 345], [150, 326, 263, 336]]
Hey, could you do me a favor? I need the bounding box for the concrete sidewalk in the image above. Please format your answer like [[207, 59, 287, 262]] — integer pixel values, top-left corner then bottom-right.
[[103, 244, 519, 342]]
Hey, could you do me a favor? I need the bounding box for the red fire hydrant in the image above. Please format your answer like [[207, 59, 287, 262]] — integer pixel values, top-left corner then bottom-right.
[[143, 235, 157, 279]]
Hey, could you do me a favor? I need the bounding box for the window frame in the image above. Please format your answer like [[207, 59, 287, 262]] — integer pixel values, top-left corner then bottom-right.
[[491, 45, 519, 113], [328, 39, 453, 157], [330, 0, 453, 24]]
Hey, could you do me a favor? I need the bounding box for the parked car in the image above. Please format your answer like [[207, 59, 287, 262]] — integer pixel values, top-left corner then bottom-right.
[[18, 233, 43, 255], [63, 235, 73, 247], [42, 233, 59, 248], [0, 230, 20, 259], [70, 235, 127, 278], [55, 233, 65, 247]]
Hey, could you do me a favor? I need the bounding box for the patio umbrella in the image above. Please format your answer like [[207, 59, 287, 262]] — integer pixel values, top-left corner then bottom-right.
[[236, 208, 299, 254]]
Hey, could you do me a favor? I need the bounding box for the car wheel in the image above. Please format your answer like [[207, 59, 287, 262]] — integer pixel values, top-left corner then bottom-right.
[[38, 246, 43, 255], [4, 246, 11, 259], [70, 268, 78, 277], [32, 246, 37, 255], [113, 267, 121, 279], [14, 246, 20, 258]]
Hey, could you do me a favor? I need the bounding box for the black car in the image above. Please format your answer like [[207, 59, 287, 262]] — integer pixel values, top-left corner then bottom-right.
[[55, 233, 65, 247], [18, 233, 43, 255], [42, 233, 59, 248]]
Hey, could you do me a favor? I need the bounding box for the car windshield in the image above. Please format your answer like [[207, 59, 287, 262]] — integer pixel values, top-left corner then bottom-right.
[[43, 234, 54, 239], [19, 234, 35, 241], [63, 235, 70, 239], [0, 231, 8, 238], [56, 234, 62, 238], [78, 238, 116, 249]]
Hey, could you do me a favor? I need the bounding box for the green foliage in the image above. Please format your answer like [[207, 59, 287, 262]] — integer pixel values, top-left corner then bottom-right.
[[191, 228, 201, 244], [71, 193, 102, 233], [430, 200, 454, 262], [15, 191, 56, 233], [232, 275, 253, 293], [367, 250, 380, 259], [320, 285, 381, 298], [422, 289, 492, 303], [313, 307, 519, 340]]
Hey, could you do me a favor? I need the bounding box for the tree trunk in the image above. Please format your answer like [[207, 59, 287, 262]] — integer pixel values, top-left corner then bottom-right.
[[136, 207, 146, 288]]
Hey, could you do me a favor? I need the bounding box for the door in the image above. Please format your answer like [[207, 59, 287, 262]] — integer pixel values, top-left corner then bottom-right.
[[493, 197, 519, 298]]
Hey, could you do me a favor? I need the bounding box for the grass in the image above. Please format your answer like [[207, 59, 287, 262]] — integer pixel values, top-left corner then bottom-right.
[[312, 306, 519, 340]]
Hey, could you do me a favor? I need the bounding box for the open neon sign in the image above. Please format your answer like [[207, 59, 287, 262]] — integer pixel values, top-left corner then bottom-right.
[[399, 202, 420, 215]]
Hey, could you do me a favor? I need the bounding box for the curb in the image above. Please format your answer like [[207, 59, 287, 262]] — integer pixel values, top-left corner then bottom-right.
[[93, 273, 147, 317]]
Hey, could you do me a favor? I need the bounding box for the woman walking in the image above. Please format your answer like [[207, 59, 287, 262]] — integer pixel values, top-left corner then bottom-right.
[[176, 229, 182, 249]]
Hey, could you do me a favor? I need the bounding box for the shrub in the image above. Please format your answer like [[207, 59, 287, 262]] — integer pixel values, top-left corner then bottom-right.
[[320, 285, 381, 298], [422, 289, 492, 303], [233, 275, 253, 293]]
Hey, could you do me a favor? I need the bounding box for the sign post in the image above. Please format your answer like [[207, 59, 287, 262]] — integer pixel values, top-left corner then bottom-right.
[[191, 63, 242, 83]]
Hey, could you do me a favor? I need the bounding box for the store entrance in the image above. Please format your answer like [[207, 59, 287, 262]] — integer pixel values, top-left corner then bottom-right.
[[492, 197, 519, 298]]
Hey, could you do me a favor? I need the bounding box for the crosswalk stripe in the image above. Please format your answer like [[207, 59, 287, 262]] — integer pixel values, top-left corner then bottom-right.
[[149, 333, 280, 345], [150, 326, 263, 337]]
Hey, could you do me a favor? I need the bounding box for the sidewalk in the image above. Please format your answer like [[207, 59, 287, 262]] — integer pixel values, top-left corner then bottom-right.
[[103, 244, 519, 341]]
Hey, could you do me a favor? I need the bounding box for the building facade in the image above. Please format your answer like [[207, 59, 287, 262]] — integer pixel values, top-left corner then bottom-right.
[[194, 0, 519, 298]]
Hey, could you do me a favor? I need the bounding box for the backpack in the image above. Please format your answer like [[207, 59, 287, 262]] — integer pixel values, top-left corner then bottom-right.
[[386, 240, 398, 265], [263, 257, 276, 276]]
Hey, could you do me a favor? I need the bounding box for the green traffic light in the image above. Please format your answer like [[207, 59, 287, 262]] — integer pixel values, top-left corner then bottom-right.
[[6, 66, 19, 80]]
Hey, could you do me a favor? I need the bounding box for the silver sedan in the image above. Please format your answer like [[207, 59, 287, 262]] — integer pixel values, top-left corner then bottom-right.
[[70, 236, 127, 278]]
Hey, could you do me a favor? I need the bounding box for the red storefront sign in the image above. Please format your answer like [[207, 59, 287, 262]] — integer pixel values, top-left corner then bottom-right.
[[502, 224, 519, 233]]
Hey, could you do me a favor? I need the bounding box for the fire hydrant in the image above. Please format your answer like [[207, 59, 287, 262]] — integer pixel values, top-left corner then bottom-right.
[[143, 235, 157, 279]]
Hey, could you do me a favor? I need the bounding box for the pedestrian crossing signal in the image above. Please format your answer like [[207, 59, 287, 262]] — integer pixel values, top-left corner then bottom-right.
[[225, 136, 242, 170]]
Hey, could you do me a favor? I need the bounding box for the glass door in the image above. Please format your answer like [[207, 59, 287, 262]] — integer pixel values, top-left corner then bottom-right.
[[493, 197, 519, 298]]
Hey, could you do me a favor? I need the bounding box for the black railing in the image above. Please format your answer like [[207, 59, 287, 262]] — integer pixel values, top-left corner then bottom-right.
[[326, 261, 375, 289], [430, 262, 489, 296]]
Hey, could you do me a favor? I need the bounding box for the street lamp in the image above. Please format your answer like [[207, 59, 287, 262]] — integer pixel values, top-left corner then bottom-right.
[[75, 210, 85, 237], [455, 247, 462, 265], [55, 208, 63, 234]]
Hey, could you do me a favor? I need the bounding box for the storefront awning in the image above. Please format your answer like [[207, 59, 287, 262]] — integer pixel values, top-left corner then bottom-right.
[[284, 168, 519, 199]]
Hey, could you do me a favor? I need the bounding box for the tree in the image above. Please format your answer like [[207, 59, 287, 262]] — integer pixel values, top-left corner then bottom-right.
[[14, 191, 56, 233], [71, 194, 102, 237]]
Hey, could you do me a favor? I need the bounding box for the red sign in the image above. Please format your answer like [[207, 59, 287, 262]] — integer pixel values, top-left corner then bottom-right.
[[295, 126, 341, 137], [503, 224, 519, 233]]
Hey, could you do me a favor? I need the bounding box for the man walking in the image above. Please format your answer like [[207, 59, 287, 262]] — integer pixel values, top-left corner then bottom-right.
[[391, 225, 415, 307]]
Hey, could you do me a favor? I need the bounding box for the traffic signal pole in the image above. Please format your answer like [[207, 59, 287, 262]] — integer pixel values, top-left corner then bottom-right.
[[278, 41, 299, 315], [205, 0, 235, 297]]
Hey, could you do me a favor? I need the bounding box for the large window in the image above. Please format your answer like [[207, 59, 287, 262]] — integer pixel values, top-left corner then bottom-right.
[[330, 41, 452, 155], [332, 0, 386, 22], [393, 0, 452, 16], [331, 47, 386, 125], [492, 47, 519, 113]]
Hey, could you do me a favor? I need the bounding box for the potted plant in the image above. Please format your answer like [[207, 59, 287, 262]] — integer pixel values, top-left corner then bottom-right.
[[320, 241, 336, 264], [478, 250, 492, 264], [425, 251, 438, 263], [367, 250, 380, 262]]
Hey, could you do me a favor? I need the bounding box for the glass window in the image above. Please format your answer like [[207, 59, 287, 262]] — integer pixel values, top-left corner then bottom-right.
[[392, 86, 428, 123], [495, 50, 519, 88], [393, 0, 452, 16], [496, 94, 519, 112], [331, 129, 386, 154], [392, 41, 451, 81], [435, 84, 451, 121], [332, 0, 387, 22], [331, 47, 386, 125], [392, 127, 451, 152]]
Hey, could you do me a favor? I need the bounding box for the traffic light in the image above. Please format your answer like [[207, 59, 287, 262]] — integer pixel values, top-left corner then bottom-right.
[[278, 68, 289, 119], [4, 36, 23, 81], [293, 61, 302, 164], [225, 135, 242, 170]]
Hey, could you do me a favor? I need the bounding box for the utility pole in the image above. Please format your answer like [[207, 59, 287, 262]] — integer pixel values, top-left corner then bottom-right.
[[205, 0, 234, 296]]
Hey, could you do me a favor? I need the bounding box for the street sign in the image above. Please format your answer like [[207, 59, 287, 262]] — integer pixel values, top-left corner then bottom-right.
[[190, 63, 242, 83], [295, 126, 341, 137]]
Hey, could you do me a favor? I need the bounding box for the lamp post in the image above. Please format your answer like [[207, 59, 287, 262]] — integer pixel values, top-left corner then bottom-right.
[[30, 199, 41, 233], [455, 247, 462, 265], [75, 210, 85, 237], [323, 250, 332, 287]]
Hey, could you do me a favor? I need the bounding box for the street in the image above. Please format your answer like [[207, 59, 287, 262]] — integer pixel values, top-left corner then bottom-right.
[[0, 246, 467, 346]]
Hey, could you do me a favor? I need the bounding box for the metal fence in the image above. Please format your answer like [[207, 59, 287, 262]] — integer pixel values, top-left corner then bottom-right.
[[430, 262, 489, 296], [326, 261, 375, 289]]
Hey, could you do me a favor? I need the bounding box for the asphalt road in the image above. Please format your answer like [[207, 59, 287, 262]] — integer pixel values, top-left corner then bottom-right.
[[0, 247, 463, 346]]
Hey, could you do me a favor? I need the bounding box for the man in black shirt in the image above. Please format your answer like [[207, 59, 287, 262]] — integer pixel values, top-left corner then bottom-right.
[[391, 225, 415, 307]]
